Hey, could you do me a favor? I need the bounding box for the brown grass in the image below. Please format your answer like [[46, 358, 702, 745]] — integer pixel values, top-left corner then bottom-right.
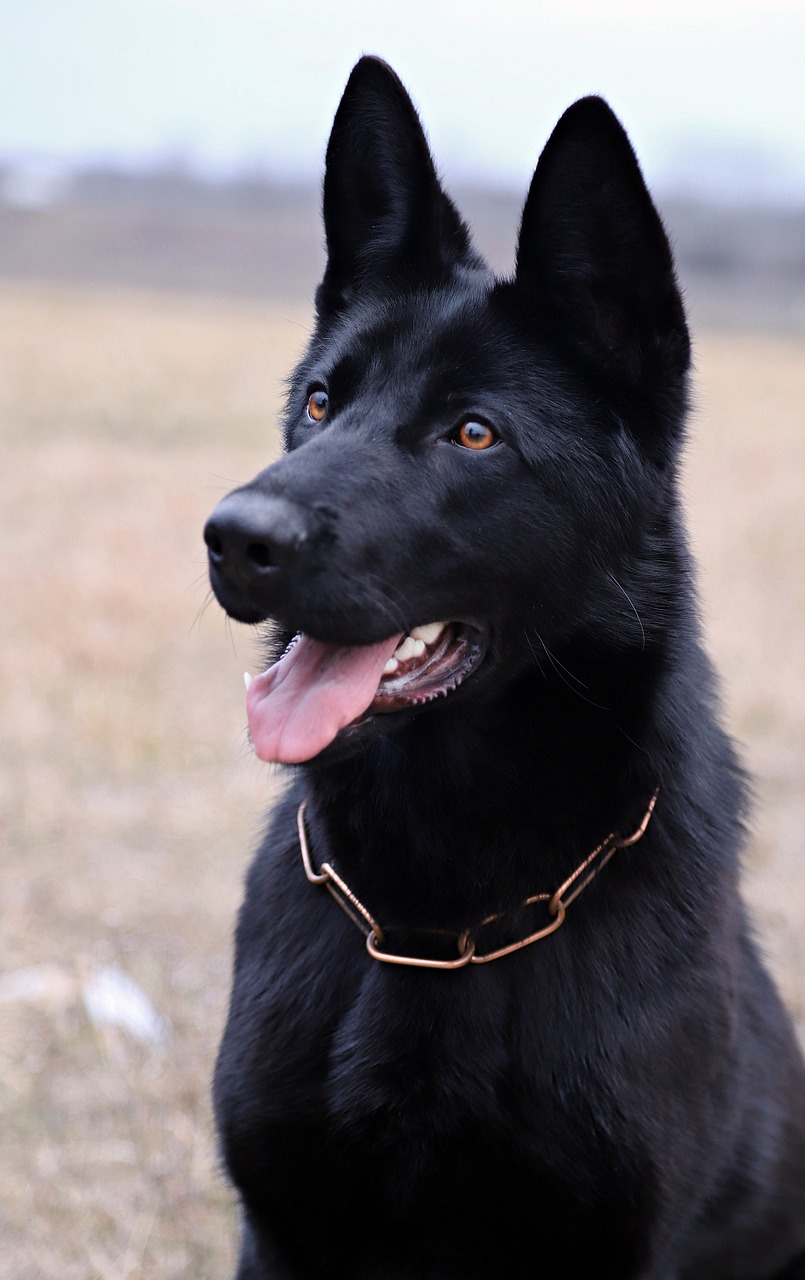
[[1, 282, 803, 1278]]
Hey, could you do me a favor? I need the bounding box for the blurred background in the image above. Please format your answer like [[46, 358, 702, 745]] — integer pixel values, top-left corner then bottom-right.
[[1, 2, 803, 1276]]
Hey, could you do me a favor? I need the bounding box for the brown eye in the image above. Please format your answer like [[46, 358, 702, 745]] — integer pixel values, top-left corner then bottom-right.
[[307, 389, 329, 422], [454, 420, 497, 450]]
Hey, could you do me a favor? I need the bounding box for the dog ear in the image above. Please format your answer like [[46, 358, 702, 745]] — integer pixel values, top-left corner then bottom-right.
[[317, 57, 478, 314], [515, 97, 689, 387]]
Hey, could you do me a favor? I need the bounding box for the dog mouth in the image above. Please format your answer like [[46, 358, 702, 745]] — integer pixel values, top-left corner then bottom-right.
[[245, 621, 484, 764], [371, 621, 482, 711]]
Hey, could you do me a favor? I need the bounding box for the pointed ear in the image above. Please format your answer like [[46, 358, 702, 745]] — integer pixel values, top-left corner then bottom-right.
[[317, 57, 479, 314], [515, 97, 689, 385]]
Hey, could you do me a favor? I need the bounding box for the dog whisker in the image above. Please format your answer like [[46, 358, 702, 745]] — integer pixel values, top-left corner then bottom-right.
[[188, 586, 217, 635], [535, 634, 610, 711], [608, 571, 646, 652]]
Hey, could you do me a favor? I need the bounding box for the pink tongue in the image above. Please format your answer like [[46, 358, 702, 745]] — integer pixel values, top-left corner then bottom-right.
[[246, 632, 403, 764]]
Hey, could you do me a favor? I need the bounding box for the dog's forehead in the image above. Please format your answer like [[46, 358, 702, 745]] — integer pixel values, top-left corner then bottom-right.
[[324, 286, 504, 384]]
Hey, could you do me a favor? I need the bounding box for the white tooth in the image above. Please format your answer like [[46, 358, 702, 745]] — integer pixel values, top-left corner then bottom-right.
[[412, 639, 426, 656], [383, 657, 399, 675], [244, 672, 253, 691], [409, 622, 447, 646], [394, 637, 419, 662]]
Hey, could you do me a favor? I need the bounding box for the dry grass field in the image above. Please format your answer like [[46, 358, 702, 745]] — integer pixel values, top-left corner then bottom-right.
[[1, 280, 803, 1278]]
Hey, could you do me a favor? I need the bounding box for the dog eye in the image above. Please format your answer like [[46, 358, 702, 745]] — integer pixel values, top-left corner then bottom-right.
[[453, 420, 498, 451], [306, 389, 329, 422]]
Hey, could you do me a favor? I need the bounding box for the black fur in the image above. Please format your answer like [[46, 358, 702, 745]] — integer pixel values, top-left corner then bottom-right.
[[204, 57, 805, 1279]]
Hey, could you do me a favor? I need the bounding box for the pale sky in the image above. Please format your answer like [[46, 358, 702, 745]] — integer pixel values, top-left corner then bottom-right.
[[3, 0, 805, 200]]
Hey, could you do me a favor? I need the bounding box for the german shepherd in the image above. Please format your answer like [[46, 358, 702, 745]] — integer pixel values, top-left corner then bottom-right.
[[204, 56, 805, 1279]]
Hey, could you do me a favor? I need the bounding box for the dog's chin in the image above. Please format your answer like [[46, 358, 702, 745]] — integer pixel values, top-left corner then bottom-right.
[[308, 707, 424, 765]]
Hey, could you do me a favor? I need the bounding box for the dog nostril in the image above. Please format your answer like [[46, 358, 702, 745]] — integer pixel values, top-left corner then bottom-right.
[[246, 541, 274, 570], [204, 525, 224, 560]]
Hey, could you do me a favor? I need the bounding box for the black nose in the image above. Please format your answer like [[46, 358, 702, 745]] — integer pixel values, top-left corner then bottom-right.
[[204, 490, 309, 589]]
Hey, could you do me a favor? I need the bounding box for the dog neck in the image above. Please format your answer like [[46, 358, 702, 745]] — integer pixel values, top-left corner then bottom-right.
[[300, 653, 665, 926]]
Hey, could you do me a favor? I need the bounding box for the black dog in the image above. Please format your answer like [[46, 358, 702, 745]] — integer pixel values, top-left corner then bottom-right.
[[204, 57, 805, 1279]]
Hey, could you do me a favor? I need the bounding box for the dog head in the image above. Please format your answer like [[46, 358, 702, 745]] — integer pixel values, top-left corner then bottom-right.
[[205, 57, 690, 765]]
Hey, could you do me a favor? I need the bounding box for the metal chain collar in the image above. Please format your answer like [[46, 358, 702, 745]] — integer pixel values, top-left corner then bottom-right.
[[296, 790, 658, 970]]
